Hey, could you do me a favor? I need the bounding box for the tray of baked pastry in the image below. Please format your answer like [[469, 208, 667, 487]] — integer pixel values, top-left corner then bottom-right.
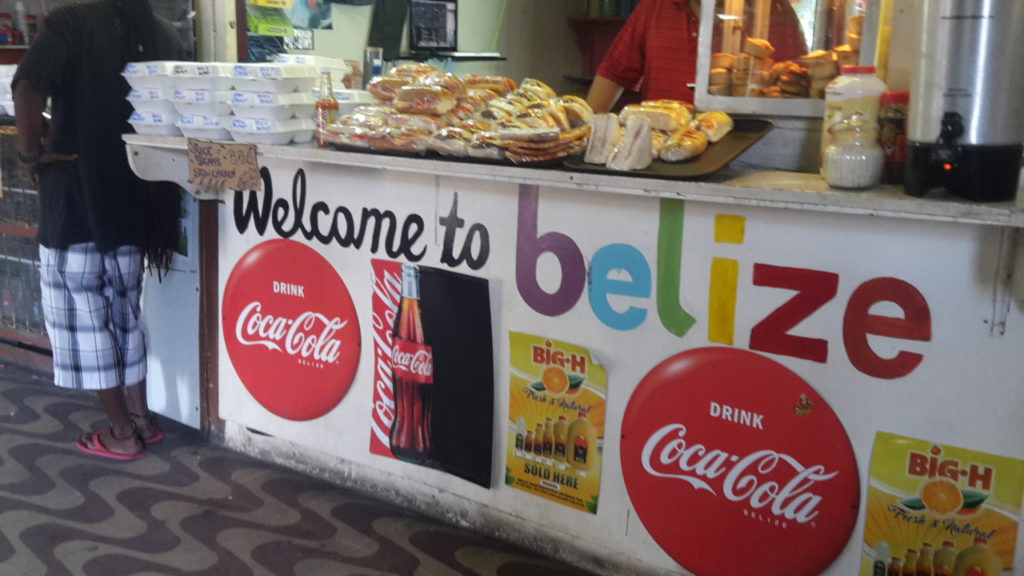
[[563, 102, 772, 180]]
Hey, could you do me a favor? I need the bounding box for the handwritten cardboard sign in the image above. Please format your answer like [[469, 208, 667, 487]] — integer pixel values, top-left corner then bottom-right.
[[187, 139, 261, 191]]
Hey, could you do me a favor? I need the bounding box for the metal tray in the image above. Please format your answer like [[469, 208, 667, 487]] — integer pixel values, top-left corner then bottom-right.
[[563, 118, 773, 180]]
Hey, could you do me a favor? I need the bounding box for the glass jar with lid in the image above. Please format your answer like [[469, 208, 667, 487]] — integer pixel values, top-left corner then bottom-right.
[[822, 112, 884, 189]]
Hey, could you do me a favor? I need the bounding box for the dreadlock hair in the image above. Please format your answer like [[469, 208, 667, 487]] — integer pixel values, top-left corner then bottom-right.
[[117, 0, 182, 278]]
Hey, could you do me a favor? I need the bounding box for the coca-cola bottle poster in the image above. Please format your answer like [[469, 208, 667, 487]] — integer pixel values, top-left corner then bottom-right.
[[860, 432, 1024, 576], [369, 259, 494, 488], [505, 332, 607, 514]]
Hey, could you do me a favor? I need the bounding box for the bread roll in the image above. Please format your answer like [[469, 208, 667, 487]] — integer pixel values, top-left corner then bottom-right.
[[520, 78, 557, 100], [732, 85, 760, 97], [367, 126, 431, 153], [468, 132, 506, 160], [421, 72, 466, 99], [619, 102, 690, 132], [848, 13, 864, 34], [711, 52, 736, 70], [388, 63, 438, 78], [834, 45, 859, 66], [643, 99, 693, 112], [709, 67, 731, 86], [659, 129, 708, 163], [733, 53, 753, 71], [779, 81, 809, 96], [846, 31, 861, 50], [806, 60, 839, 80], [695, 111, 734, 143], [554, 95, 594, 128], [495, 127, 561, 143], [650, 130, 670, 159], [800, 50, 834, 65], [708, 84, 730, 96], [744, 37, 775, 59], [366, 75, 413, 101], [429, 127, 473, 157], [393, 85, 457, 115], [462, 74, 517, 95], [388, 113, 447, 132]]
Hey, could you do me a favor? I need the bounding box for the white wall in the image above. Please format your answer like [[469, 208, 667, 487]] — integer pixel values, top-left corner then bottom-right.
[[301, 0, 585, 96]]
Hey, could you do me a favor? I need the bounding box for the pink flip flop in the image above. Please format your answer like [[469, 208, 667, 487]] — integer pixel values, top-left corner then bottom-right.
[[132, 412, 164, 445], [76, 429, 146, 461]]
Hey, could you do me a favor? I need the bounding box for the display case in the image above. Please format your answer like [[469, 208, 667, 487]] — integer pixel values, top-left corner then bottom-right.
[[695, 0, 880, 117]]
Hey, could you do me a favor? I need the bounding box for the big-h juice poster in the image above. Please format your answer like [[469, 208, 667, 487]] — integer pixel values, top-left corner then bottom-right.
[[506, 332, 607, 514]]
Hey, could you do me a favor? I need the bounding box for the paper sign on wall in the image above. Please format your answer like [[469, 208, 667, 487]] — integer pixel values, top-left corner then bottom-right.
[[860, 431, 1024, 575], [187, 139, 261, 191], [505, 332, 606, 514]]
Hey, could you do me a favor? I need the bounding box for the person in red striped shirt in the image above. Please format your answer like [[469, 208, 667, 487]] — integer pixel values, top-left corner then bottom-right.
[[586, 0, 806, 112]]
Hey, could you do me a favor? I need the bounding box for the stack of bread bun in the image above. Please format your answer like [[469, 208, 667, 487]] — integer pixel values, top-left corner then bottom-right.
[[762, 61, 810, 98], [800, 50, 839, 98], [708, 11, 864, 101], [584, 99, 734, 171], [324, 67, 593, 163]]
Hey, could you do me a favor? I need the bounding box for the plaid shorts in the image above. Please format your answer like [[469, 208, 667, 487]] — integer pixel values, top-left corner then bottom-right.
[[38, 243, 147, 391]]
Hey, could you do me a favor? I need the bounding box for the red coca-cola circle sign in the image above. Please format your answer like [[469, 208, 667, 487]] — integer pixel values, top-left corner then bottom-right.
[[223, 239, 361, 421], [621, 347, 859, 576]]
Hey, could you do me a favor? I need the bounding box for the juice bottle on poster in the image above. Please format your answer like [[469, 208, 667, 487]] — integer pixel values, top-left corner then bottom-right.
[[514, 418, 526, 454], [389, 264, 434, 464], [553, 415, 568, 463], [952, 538, 1001, 576], [905, 548, 919, 576], [533, 423, 544, 457], [568, 411, 597, 472], [873, 541, 891, 576], [542, 417, 554, 459], [917, 543, 934, 576], [934, 541, 956, 576], [525, 429, 535, 456], [889, 557, 903, 576]]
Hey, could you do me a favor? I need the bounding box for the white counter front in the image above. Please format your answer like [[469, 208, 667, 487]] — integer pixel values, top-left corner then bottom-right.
[[127, 134, 1024, 576]]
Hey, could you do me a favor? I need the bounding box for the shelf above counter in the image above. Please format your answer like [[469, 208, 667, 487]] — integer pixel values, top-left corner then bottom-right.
[[123, 134, 1024, 229]]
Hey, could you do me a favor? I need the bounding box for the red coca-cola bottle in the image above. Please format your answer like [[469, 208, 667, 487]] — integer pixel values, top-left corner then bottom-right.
[[389, 264, 434, 463]]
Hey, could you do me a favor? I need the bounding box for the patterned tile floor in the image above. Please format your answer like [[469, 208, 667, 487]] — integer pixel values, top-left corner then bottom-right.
[[0, 363, 597, 576]]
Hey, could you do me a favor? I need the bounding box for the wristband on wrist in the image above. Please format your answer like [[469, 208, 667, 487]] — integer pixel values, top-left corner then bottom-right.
[[17, 146, 44, 165]]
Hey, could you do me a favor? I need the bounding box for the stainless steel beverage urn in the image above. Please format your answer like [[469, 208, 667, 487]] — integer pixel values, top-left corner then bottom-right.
[[905, 0, 1024, 201]]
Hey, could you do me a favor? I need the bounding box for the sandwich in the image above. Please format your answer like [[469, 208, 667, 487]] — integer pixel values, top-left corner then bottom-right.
[[584, 113, 621, 165], [607, 115, 653, 171]]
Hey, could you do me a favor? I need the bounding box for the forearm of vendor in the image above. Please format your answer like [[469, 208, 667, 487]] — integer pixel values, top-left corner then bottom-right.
[[586, 76, 625, 114], [13, 82, 47, 163]]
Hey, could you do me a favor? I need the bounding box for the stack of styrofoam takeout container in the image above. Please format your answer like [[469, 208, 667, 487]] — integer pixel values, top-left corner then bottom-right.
[[171, 62, 236, 140], [273, 54, 376, 115], [229, 62, 318, 145], [124, 61, 182, 136], [0, 65, 17, 116]]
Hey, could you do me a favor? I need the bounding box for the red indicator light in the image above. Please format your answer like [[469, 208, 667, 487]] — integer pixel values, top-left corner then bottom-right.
[[943, 163, 953, 171]]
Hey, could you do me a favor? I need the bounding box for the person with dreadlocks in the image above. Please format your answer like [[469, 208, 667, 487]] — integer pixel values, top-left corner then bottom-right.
[[12, 0, 184, 460]]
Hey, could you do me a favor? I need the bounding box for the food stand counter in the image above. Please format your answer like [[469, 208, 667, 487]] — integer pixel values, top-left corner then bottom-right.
[[126, 133, 1024, 576]]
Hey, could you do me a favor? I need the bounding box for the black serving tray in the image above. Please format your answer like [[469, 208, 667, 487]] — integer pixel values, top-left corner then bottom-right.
[[563, 118, 773, 180]]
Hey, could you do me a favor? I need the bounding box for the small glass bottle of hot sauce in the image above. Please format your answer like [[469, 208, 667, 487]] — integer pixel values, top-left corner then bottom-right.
[[315, 71, 338, 147]]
